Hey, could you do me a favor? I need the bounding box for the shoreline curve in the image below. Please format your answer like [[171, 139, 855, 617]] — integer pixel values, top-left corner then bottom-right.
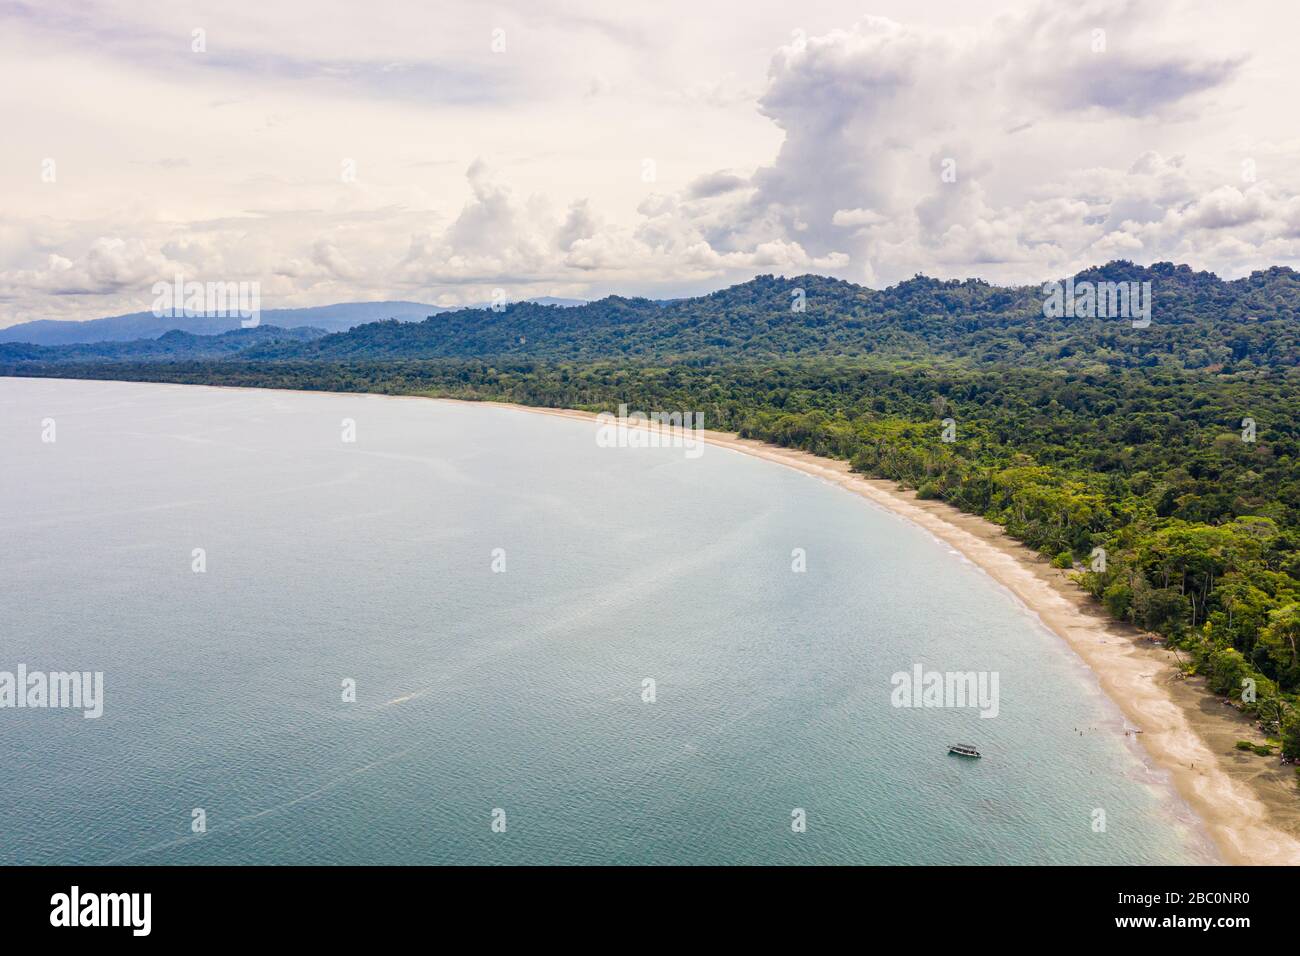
[[469, 398, 1300, 867]]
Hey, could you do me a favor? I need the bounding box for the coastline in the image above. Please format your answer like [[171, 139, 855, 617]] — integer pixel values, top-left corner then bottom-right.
[[470, 399, 1300, 866], [12, 375, 1299, 864]]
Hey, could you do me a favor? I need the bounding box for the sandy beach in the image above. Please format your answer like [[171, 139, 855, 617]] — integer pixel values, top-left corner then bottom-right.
[[476, 399, 1300, 866]]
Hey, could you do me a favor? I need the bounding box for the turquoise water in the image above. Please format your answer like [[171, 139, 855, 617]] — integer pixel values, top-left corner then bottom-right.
[[0, 377, 1212, 864]]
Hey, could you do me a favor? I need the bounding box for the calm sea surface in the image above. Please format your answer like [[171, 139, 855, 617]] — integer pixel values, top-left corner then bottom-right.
[[0, 377, 1212, 864]]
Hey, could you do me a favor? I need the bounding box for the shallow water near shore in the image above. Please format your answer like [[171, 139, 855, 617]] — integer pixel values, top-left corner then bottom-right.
[[0, 377, 1214, 864]]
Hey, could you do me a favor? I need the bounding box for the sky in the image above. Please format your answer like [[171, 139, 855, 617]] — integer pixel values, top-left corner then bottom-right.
[[2, 0, 1299, 326]]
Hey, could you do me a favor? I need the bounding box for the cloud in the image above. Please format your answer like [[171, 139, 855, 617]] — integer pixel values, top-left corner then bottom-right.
[[832, 208, 887, 229], [1004, 0, 1245, 117], [2, 0, 1296, 326], [310, 240, 359, 281], [679, 3, 1259, 285], [1, 239, 180, 296], [686, 171, 749, 200], [389, 162, 844, 288], [1181, 186, 1269, 229], [0, 0, 517, 106], [556, 199, 599, 251]]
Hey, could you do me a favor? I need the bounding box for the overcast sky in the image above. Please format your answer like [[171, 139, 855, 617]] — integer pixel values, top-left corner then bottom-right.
[[2, 0, 1298, 325]]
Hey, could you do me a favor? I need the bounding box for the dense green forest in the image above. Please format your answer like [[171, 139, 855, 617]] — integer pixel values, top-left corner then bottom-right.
[[6, 260, 1300, 371], [5, 262, 1300, 760], [235, 262, 1300, 370]]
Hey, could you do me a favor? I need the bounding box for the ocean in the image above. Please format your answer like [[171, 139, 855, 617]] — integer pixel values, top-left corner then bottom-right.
[[0, 377, 1211, 864]]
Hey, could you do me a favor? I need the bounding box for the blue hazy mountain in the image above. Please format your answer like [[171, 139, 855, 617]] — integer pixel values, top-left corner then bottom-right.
[[0, 297, 587, 346], [0, 325, 329, 363]]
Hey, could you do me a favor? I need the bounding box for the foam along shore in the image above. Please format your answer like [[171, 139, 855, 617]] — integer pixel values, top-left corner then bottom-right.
[[474, 399, 1300, 866]]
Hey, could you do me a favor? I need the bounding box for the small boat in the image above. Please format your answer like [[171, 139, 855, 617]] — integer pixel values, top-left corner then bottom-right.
[[948, 744, 981, 758]]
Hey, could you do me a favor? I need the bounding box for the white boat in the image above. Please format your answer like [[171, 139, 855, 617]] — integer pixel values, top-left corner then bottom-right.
[[948, 744, 981, 758]]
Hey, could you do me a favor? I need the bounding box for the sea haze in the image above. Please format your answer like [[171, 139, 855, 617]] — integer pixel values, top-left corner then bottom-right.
[[0, 377, 1212, 864]]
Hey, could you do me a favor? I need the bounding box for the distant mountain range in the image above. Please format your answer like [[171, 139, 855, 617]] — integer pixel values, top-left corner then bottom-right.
[[2, 263, 1298, 371], [236, 262, 1300, 371], [0, 325, 330, 363], [0, 297, 586, 346]]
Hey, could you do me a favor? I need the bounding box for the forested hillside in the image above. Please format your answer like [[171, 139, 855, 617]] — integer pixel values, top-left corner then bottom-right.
[[6, 261, 1300, 370], [0, 325, 325, 363], [231, 261, 1300, 370]]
